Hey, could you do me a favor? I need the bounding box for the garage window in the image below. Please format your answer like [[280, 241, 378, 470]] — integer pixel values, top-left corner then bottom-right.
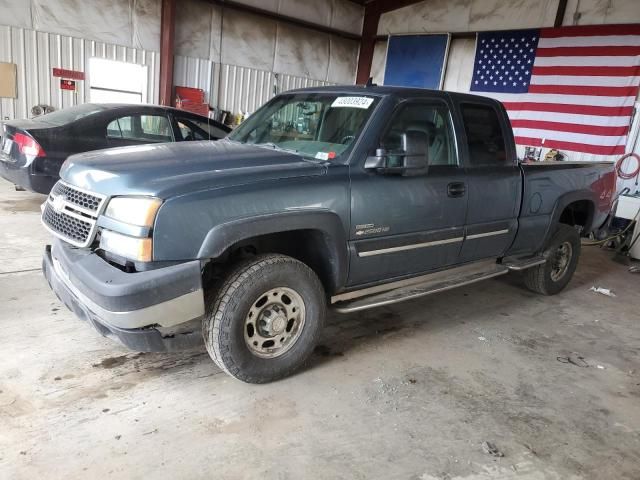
[[107, 115, 172, 142]]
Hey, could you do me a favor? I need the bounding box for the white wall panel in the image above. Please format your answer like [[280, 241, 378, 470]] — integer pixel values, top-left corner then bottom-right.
[[563, 0, 640, 26], [0, 25, 158, 121], [0, 0, 32, 29], [327, 37, 359, 84], [330, 0, 364, 35], [274, 23, 330, 80], [380, 0, 562, 35], [468, 0, 558, 31], [442, 37, 476, 92], [133, 0, 161, 51], [220, 9, 277, 72], [32, 0, 133, 47], [370, 41, 387, 85], [175, 0, 214, 59]]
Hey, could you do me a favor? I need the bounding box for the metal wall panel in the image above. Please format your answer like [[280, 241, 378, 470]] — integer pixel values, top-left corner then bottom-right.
[[0, 25, 158, 121], [174, 58, 335, 115]]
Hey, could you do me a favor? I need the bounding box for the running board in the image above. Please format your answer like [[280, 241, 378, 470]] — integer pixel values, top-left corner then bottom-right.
[[501, 256, 546, 271], [332, 260, 509, 314]]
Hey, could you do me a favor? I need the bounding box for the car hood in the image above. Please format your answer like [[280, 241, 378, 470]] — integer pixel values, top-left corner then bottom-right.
[[59, 140, 326, 198]]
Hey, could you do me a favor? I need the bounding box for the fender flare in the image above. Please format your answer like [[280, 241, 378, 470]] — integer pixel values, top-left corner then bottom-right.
[[540, 190, 597, 250], [197, 209, 349, 290]]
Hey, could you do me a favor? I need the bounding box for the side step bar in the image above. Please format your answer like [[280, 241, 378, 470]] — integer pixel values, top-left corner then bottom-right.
[[331, 256, 546, 314]]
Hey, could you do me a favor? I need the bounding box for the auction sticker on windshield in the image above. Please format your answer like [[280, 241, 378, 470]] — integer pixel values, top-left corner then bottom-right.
[[331, 97, 374, 109]]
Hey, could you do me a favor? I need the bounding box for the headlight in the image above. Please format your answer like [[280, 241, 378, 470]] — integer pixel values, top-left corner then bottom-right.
[[100, 230, 153, 262], [104, 196, 162, 227]]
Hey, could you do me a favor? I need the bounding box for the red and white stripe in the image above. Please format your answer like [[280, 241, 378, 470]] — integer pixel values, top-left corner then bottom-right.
[[480, 24, 640, 157]]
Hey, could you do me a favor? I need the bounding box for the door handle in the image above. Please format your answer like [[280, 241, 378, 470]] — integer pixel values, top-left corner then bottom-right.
[[447, 182, 466, 197]]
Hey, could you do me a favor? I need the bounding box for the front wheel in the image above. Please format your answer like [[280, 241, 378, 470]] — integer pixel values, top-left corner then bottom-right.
[[203, 254, 326, 383], [523, 224, 581, 295]]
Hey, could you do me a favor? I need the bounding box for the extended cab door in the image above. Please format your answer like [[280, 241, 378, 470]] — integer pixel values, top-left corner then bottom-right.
[[455, 100, 522, 262], [347, 98, 468, 286]]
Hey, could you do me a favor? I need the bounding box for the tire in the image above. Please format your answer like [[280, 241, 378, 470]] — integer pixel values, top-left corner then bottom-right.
[[523, 224, 581, 295], [203, 254, 326, 383]]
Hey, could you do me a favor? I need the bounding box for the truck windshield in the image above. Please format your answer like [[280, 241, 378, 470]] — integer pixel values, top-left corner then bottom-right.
[[228, 93, 380, 160]]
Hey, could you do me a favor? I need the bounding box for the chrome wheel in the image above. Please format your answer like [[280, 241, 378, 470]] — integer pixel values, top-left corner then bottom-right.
[[550, 241, 572, 282], [244, 287, 306, 358]]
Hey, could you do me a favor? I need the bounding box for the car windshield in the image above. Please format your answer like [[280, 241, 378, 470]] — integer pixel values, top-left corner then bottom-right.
[[33, 104, 110, 126], [228, 93, 380, 161]]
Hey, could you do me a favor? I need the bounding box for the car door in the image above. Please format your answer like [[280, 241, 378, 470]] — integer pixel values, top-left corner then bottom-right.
[[106, 113, 174, 147], [348, 99, 468, 286], [455, 100, 522, 262]]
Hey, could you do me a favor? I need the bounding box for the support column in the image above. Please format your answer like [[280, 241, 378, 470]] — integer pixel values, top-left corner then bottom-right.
[[159, 0, 176, 106]]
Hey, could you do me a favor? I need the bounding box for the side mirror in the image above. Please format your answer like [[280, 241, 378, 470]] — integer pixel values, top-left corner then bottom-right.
[[400, 131, 429, 175], [365, 131, 429, 176]]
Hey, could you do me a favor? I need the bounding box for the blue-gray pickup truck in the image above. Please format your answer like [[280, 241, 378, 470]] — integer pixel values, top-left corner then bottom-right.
[[41, 86, 615, 383]]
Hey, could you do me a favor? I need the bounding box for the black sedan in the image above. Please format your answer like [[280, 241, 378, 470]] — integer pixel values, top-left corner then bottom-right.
[[0, 104, 231, 194]]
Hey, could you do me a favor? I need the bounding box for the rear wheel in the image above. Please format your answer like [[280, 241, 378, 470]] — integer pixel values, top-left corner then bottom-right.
[[523, 224, 581, 295], [203, 254, 325, 383]]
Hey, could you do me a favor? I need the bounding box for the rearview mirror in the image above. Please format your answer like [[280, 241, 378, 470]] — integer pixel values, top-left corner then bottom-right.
[[365, 131, 429, 176]]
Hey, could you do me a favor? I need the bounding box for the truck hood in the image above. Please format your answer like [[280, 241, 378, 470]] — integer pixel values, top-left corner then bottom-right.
[[59, 140, 326, 198]]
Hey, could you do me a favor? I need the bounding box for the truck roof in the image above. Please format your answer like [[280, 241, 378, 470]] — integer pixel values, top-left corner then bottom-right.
[[287, 84, 502, 106]]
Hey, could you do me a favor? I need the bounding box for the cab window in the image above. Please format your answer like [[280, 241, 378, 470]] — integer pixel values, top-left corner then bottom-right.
[[460, 103, 508, 165], [380, 102, 457, 167]]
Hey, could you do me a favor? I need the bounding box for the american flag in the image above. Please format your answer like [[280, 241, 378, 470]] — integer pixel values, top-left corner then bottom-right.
[[470, 25, 640, 157]]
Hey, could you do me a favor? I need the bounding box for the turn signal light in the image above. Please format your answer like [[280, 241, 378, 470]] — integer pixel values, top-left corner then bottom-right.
[[13, 132, 45, 157]]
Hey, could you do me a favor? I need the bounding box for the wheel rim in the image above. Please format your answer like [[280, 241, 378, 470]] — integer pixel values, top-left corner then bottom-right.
[[244, 287, 306, 358], [550, 241, 573, 282]]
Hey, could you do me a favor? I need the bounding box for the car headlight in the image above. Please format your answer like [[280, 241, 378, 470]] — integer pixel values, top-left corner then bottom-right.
[[100, 230, 153, 262], [104, 196, 162, 227]]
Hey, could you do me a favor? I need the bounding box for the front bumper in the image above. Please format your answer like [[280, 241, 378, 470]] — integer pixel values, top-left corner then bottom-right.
[[0, 157, 57, 194], [42, 240, 205, 352]]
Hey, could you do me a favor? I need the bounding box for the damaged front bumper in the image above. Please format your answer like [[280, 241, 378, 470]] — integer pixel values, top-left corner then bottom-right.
[[42, 239, 205, 352]]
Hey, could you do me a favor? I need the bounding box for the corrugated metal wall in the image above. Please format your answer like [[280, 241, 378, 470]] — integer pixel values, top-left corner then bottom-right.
[[0, 25, 159, 121], [172, 55, 334, 115], [0, 24, 336, 122]]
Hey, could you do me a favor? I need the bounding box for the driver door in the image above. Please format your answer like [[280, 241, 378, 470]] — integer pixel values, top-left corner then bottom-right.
[[347, 100, 468, 286]]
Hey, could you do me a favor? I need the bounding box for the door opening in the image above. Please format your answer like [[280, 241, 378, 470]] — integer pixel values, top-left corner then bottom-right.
[[89, 58, 147, 104]]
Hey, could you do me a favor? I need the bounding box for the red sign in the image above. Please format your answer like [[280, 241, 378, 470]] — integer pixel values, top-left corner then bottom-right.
[[60, 79, 76, 91], [53, 68, 85, 81]]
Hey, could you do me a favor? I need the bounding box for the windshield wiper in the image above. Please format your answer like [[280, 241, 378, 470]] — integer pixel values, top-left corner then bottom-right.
[[256, 142, 299, 154]]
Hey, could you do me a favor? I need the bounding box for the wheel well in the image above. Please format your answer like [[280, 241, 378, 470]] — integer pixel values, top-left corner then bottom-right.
[[558, 200, 594, 233], [203, 229, 340, 294]]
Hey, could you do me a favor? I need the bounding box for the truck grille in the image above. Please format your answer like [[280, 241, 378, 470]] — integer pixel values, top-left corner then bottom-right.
[[41, 181, 107, 247], [51, 182, 102, 212]]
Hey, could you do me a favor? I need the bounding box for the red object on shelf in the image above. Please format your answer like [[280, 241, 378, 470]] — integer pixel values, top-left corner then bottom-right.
[[175, 86, 209, 117], [175, 86, 204, 103]]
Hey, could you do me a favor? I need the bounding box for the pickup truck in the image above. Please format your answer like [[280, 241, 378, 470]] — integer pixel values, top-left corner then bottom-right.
[[41, 86, 615, 383]]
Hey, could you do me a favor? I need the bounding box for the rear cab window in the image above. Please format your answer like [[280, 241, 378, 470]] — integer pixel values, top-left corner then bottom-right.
[[460, 103, 509, 166]]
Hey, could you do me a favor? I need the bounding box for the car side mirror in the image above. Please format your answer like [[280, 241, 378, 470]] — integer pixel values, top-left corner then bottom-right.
[[399, 131, 429, 176], [365, 131, 429, 176]]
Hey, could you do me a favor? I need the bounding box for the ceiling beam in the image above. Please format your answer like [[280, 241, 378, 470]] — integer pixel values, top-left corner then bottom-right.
[[554, 0, 568, 27]]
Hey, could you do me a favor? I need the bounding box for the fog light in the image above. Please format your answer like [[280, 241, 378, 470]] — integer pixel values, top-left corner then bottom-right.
[[100, 230, 152, 262]]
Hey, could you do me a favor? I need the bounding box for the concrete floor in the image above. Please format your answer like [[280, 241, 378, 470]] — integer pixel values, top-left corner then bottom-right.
[[0, 177, 638, 480]]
